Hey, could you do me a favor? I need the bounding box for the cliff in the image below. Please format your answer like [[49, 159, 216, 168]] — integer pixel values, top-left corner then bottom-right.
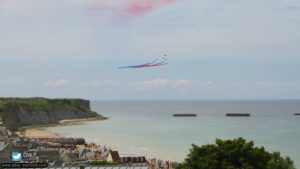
[[0, 97, 102, 131]]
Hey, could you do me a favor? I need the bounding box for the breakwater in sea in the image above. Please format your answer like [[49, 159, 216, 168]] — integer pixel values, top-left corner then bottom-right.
[[226, 113, 250, 117]]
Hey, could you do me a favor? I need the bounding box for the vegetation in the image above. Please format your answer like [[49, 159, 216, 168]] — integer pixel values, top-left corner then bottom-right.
[[0, 97, 98, 120], [65, 163, 79, 167], [88, 160, 117, 166], [0, 100, 7, 119], [267, 152, 295, 169], [176, 137, 295, 169]]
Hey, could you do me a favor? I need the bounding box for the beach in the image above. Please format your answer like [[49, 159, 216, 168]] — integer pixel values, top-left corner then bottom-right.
[[19, 116, 177, 168], [24, 128, 61, 138], [20, 116, 108, 138]]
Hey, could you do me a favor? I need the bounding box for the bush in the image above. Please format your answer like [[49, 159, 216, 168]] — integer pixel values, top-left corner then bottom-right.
[[88, 161, 117, 166], [176, 137, 295, 169], [65, 163, 79, 167]]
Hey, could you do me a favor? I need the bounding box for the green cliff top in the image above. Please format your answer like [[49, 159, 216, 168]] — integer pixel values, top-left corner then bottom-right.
[[0, 97, 98, 121]]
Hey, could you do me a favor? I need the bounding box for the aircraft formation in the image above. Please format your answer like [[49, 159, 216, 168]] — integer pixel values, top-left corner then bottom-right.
[[118, 55, 168, 69]]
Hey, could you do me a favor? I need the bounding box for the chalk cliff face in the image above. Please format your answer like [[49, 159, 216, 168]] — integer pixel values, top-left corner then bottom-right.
[[0, 98, 101, 131]]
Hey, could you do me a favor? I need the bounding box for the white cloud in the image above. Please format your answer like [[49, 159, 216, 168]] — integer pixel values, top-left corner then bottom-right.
[[173, 79, 191, 88], [80, 78, 215, 92], [140, 78, 170, 90], [43, 78, 69, 87], [81, 80, 122, 87], [79, 78, 300, 99], [176, 80, 215, 90]]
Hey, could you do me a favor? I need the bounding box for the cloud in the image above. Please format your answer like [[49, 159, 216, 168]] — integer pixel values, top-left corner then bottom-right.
[[43, 78, 69, 87], [202, 81, 214, 86], [127, 78, 214, 92], [140, 78, 170, 90], [80, 78, 215, 92], [173, 79, 191, 88], [176, 80, 214, 92], [81, 78, 172, 92], [79, 78, 300, 99], [81, 80, 122, 87]]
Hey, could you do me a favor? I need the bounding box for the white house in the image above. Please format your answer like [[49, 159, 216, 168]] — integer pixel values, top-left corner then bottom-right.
[[0, 127, 6, 135], [0, 142, 9, 152]]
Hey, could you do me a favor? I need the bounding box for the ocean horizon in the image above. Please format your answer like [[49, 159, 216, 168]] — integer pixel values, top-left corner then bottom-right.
[[47, 100, 300, 167]]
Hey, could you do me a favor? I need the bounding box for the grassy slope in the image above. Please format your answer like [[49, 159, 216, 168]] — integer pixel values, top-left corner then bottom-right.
[[0, 97, 98, 121]]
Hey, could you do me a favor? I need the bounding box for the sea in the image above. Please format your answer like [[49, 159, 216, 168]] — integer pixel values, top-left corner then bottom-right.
[[47, 100, 300, 167]]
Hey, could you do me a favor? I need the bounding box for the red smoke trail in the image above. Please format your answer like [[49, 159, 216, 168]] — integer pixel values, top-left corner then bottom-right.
[[124, 0, 156, 17], [132, 62, 167, 68], [124, 0, 178, 18], [89, 0, 179, 22]]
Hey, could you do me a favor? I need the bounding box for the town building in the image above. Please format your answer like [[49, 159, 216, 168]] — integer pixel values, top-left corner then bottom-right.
[[106, 151, 120, 163], [0, 142, 9, 152], [120, 156, 147, 165]]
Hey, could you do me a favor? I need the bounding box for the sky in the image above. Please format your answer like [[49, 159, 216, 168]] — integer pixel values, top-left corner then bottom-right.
[[0, 0, 300, 100]]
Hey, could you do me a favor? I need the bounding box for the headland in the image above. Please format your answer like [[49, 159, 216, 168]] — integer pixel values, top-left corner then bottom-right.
[[0, 97, 107, 131]]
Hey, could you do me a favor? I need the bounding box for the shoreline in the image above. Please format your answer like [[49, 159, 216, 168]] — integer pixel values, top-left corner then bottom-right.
[[17, 115, 180, 165], [18, 116, 178, 162], [24, 128, 180, 165], [18, 115, 108, 137]]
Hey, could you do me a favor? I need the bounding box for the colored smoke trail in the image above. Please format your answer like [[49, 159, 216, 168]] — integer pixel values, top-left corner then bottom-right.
[[118, 56, 168, 69], [132, 62, 167, 68], [118, 62, 166, 69], [124, 0, 156, 17], [124, 0, 179, 18], [89, 0, 179, 22]]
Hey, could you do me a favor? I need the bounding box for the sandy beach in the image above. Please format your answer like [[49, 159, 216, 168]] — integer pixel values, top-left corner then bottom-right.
[[24, 128, 61, 138], [20, 116, 108, 138]]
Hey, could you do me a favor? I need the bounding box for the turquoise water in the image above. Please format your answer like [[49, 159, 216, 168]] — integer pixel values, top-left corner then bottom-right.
[[48, 100, 300, 167]]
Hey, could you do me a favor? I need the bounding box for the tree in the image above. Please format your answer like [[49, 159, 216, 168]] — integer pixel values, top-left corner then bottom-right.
[[176, 137, 295, 169], [267, 152, 296, 169]]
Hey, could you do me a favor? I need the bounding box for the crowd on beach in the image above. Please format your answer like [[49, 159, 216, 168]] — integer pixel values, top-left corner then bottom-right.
[[30, 136, 178, 168], [17, 135, 178, 168], [30, 138, 77, 149], [147, 158, 178, 169]]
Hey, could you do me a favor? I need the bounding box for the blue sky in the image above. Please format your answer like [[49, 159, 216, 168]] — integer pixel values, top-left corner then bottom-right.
[[0, 0, 300, 100]]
